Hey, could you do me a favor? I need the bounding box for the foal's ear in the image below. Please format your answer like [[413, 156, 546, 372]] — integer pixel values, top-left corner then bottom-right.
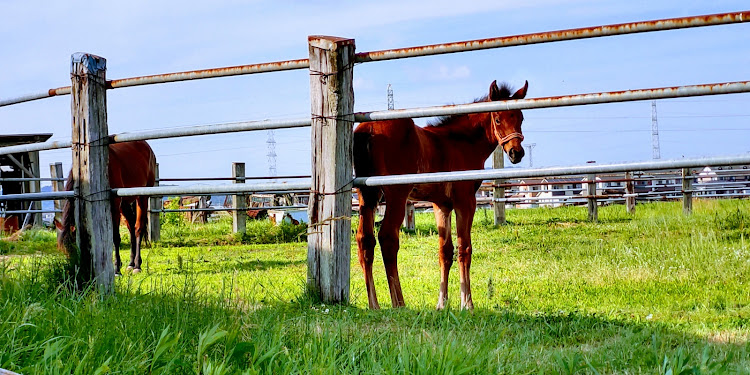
[[512, 80, 529, 99], [489, 80, 501, 100]]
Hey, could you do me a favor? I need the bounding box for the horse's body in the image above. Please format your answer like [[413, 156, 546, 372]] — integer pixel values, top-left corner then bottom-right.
[[354, 80, 528, 310], [57, 140, 157, 274]]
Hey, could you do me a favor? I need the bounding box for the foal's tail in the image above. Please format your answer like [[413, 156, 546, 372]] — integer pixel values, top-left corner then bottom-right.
[[353, 129, 374, 178]]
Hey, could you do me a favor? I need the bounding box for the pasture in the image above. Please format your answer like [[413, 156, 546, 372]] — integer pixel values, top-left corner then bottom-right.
[[2, 200, 750, 374]]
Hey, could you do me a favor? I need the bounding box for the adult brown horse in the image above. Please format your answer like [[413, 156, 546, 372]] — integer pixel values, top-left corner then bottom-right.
[[354, 80, 528, 310], [56, 140, 157, 275]]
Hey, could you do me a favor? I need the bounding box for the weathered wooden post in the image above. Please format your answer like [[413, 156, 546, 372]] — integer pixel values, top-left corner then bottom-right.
[[50, 162, 65, 227], [493, 147, 506, 225], [624, 171, 636, 214], [232, 162, 247, 234], [587, 174, 598, 222], [307, 35, 354, 303], [28, 151, 42, 226], [147, 163, 160, 242], [682, 167, 693, 215], [70, 52, 114, 293]]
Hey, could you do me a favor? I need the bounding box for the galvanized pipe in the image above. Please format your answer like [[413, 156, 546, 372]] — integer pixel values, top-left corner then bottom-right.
[[353, 154, 750, 187], [113, 182, 311, 197], [355, 81, 750, 122], [355, 11, 749, 63], [0, 87, 70, 107], [0, 140, 72, 157], [108, 58, 310, 90], [0, 191, 75, 202], [149, 205, 307, 213], [2, 11, 747, 108], [1, 209, 62, 214], [0, 177, 66, 182], [110, 118, 311, 143]]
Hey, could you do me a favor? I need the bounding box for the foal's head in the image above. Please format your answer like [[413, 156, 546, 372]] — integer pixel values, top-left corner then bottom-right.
[[488, 80, 528, 164]]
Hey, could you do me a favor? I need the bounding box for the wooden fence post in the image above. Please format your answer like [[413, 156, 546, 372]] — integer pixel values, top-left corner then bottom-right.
[[28, 151, 42, 226], [70, 52, 114, 293], [587, 174, 598, 222], [625, 171, 635, 214], [50, 162, 65, 230], [148, 163, 160, 242], [307, 35, 355, 303], [493, 147, 506, 225], [682, 167, 693, 215], [232, 162, 247, 234]]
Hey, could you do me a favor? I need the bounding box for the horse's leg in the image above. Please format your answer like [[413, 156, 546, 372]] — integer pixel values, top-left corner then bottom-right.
[[455, 199, 477, 310], [379, 187, 409, 308], [111, 198, 123, 275], [121, 201, 137, 272], [433, 203, 454, 310], [133, 196, 149, 272], [356, 187, 380, 309]]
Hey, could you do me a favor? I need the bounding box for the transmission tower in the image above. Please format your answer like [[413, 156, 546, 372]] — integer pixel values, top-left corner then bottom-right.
[[267, 130, 277, 176], [651, 101, 661, 159], [525, 143, 537, 167], [387, 84, 394, 110]]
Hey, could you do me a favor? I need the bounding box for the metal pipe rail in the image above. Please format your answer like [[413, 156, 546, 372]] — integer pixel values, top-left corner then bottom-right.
[[0, 140, 72, 157], [354, 81, 750, 122], [1, 209, 62, 214], [111, 118, 311, 143], [355, 11, 750, 62], [149, 205, 307, 213], [2, 11, 747, 108], [353, 154, 750, 187], [0, 191, 74, 202], [158, 175, 310, 182], [113, 181, 311, 197], [0, 177, 66, 182]]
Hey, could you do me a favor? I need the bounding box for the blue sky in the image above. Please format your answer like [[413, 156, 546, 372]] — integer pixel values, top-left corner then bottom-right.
[[1, 0, 748, 184]]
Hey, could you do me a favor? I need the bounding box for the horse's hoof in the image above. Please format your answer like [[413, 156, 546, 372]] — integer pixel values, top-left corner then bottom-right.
[[132, 268, 142, 274], [115, 272, 122, 277], [126, 266, 134, 271]]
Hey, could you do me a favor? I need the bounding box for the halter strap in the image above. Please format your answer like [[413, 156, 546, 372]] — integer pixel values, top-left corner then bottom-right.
[[498, 132, 524, 145]]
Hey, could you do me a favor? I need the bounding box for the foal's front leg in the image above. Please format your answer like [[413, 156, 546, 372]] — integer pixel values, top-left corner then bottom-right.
[[455, 204, 476, 310], [433, 203, 454, 310]]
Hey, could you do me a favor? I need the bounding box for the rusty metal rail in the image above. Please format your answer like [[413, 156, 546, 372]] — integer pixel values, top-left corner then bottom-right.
[[355, 11, 749, 62], [1, 11, 747, 108]]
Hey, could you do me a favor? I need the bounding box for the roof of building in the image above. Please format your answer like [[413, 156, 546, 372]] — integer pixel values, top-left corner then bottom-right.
[[0, 134, 53, 148]]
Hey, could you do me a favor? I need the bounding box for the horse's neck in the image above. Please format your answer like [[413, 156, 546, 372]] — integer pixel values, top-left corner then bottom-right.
[[424, 113, 498, 167], [464, 112, 499, 159]]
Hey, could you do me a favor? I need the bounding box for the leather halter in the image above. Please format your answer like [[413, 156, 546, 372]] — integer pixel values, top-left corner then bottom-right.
[[491, 112, 524, 146], [498, 131, 524, 145]]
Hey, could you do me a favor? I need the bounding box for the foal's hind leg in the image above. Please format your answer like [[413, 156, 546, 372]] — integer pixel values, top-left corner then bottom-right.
[[120, 201, 138, 272], [379, 186, 410, 308], [455, 200, 477, 310], [132, 196, 149, 272], [112, 198, 123, 275], [433, 203, 454, 310], [356, 187, 380, 309]]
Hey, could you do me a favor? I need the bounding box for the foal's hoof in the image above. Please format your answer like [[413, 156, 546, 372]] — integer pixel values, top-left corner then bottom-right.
[[126, 266, 134, 271], [132, 268, 142, 274]]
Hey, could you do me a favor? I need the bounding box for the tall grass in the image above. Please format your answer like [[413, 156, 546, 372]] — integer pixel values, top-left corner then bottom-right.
[[2, 200, 750, 373]]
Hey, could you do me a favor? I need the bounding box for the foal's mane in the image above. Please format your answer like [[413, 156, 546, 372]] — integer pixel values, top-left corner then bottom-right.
[[427, 82, 514, 128]]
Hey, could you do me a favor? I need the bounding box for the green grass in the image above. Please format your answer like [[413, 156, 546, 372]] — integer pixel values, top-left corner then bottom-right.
[[2, 200, 750, 374]]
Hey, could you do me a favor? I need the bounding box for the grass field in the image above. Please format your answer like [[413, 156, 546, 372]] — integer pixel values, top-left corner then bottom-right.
[[1, 200, 750, 374]]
